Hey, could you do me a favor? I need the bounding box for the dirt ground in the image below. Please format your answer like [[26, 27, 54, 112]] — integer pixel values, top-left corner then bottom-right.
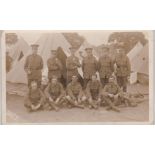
[[5, 82, 149, 124]]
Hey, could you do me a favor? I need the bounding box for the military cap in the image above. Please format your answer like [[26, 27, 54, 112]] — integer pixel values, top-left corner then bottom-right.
[[85, 47, 93, 51], [69, 46, 76, 50], [102, 45, 109, 50], [31, 44, 39, 49], [51, 50, 57, 53]]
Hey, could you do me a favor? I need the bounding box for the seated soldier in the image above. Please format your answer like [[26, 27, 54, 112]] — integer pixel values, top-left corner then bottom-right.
[[24, 81, 45, 112], [86, 74, 102, 109], [44, 76, 65, 111], [66, 75, 85, 109], [101, 76, 121, 112]]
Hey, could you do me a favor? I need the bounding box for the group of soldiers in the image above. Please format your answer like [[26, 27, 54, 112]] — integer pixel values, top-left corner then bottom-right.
[[23, 44, 135, 112]]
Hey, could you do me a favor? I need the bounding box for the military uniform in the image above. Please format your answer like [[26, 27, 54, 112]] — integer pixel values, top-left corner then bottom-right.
[[98, 55, 114, 87], [115, 54, 131, 92], [24, 88, 45, 112], [82, 56, 98, 88], [66, 81, 85, 108], [24, 54, 43, 88], [6, 55, 13, 72], [86, 80, 102, 108], [45, 81, 65, 110], [47, 57, 62, 82], [102, 81, 121, 112], [66, 55, 81, 83]]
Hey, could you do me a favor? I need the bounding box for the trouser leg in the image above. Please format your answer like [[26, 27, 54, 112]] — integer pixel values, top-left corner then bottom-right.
[[104, 97, 120, 112], [122, 76, 127, 92], [83, 78, 90, 89]]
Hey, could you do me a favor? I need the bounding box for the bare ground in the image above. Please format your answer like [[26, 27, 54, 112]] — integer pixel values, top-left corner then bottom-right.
[[6, 82, 149, 124]]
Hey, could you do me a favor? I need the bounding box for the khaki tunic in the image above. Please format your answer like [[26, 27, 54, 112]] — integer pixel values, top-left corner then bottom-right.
[[28, 88, 45, 105], [115, 55, 131, 77], [66, 56, 81, 78], [103, 82, 121, 95], [98, 55, 114, 78], [24, 54, 43, 80], [86, 80, 102, 100], [45, 82, 64, 100], [82, 56, 98, 79], [66, 82, 83, 99], [47, 57, 62, 79]]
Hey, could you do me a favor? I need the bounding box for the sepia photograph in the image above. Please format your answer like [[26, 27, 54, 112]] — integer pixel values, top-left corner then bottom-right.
[[1, 30, 153, 124]]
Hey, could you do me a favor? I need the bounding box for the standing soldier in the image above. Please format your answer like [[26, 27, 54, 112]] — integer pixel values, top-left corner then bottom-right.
[[66, 75, 85, 109], [66, 47, 81, 84], [82, 47, 98, 89], [45, 76, 65, 111], [98, 46, 114, 88], [86, 74, 102, 109], [6, 51, 13, 72], [115, 46, 131, 92], [47, 50, 62, 82], [102, 76, 121, 112], [24, 44, 43, 88]]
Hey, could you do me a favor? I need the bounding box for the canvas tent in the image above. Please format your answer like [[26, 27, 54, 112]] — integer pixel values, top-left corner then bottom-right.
[[6, 33, 71, 84], [6, 36, 30, 64], [128, 43, 149, 84], [127, 42, 143, 62]]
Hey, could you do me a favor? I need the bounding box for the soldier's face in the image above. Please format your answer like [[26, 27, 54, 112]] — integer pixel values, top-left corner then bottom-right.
[[72, 76, 77, 83], [86, 50, 92, 56], [118, 49, 125, 56], [51, 78, 57, 84], [51, 52, 57, 58], [31, 83, 37, 90], [70, 49, 76, 55], [32, 48, 38, 54]]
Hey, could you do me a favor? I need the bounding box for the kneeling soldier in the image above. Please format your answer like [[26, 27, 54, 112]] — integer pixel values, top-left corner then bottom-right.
[[45, 76, 65, 111], [86, 74, 102, 109], [66, 75, 85, 109], [24, 81, 45, 112], [102, 76, 121, 112]]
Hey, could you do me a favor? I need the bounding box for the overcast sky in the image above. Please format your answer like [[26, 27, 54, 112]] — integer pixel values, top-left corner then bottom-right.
[[5, 30, 149, 46]]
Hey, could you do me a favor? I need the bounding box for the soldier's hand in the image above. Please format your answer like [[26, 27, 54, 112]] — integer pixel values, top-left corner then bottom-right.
[[78, 98, 81, 103], [27, 69, 31, 74], [108, 94, 113, 98], [74, 100, 78, 105], [55, 98, 60, 104], [49, 97, 54, 102]]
